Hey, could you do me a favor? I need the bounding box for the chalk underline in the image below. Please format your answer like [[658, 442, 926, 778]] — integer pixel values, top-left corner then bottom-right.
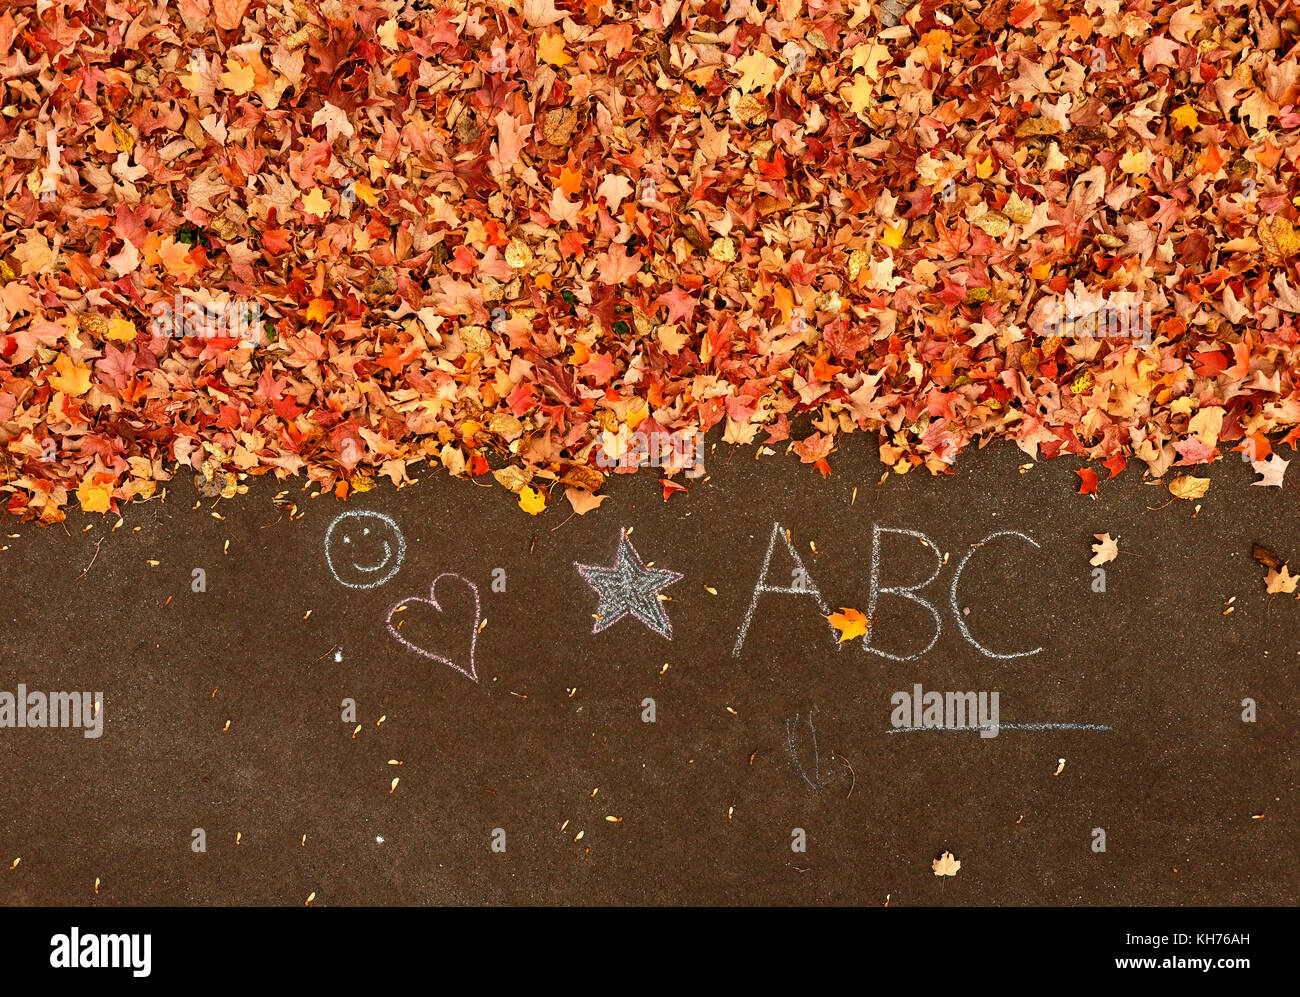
[[886, 722, 1112, 733]]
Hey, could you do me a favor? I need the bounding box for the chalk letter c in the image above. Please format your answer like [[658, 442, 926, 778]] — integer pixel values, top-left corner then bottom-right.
[[950, 530, 1043, 659]]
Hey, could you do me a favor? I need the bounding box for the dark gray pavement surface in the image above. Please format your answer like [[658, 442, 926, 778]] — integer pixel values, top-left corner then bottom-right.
[[0, 437, 1295, 905]]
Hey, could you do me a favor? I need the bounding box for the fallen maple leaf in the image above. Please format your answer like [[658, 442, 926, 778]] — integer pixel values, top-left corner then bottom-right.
[[826, 607, 869, 643], [13, 229, 54, 275], [733, 51, 778, 94], [522, 0, 566, 26], [537, 33, 571, 67], [76, 477, 112, 514], [1250, 454, 1289, 488], [304, 297, 334, 323], [1090, 533, 1119, 566], [105, 318, 136, 342], [212, 0, 251, 30], [1265, 564, 1298, 595], [49, 354, 91, 396], [932, 851, 961, 877], [1252, 544, 1284, 572], [1076, 468, 1099, 495], [1119, 148, 1148, 174], [491, 111, 529, 175], [301, 188, 331, 218], [219, 58, 256, 95], [311, 102, 355, 143], [1170, 105, 1198, 130], [660, 478, 687, 501], [155, 236, 198, 280], [841, 74, 874, 114], [595, 173, 635, 211], [1168, 475, 1210, 501], [565, 486, 606, 515], [518, 486, 547, 515], [1188, 407, 1224, 447]]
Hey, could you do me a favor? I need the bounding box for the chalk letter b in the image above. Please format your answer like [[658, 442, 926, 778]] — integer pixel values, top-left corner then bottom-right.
[[863, 526, 943, 661]]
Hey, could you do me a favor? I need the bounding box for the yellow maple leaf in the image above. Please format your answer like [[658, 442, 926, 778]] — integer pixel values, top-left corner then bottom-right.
[[975, 154, 994, 179], [50, 353, 91, 396], [1167, 474, 1210, 500], [733, 50, 777, 93], [625, 404, 649, 430], [518, 486, 547, 515], [538, 32, 571, 67], [826, 607, 869, 643], [105, 318, 137, 342], [301, 187, 331, 218], [882, 222, 905, 248], [841, 74, 875, 115], [178, 64, 205, 92], [1170, 105, 1198, 130], [1119, 148, 1148, 174], [77, 477, 113, 514], [352, 180, 379, 207], [850, 42, 892, 80], [377, 18, 400, 51], [1188, 406, 1224, 447], [1259, 215, 1299, 260], [219, 58, 256, 95]]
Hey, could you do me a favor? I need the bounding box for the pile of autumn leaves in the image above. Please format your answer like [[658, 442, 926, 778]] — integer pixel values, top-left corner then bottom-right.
[[2, 0, 1300, 524]]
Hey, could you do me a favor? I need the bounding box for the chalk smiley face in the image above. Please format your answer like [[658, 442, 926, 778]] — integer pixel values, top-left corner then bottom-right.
[[325, 511, 406, 589]]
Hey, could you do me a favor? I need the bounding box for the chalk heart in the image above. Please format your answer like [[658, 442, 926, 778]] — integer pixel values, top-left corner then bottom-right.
[[386, 573, 481, 683]]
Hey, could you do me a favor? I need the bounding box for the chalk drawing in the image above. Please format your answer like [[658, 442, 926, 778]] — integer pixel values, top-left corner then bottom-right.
[[785, 710, 834, 790], [863, 526, 943, 661], [325, 510, 406, 589], [386, 573, 482, 683], [576, 528, 682, 639], [949, 530, 1043, 659], [733, 522, 838, 656]]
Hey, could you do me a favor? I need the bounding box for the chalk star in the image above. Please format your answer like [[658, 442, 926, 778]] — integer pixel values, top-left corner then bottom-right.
[[576, 529, 682, 639]]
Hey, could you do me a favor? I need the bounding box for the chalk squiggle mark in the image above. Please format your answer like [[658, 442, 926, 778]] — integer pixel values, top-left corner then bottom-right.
[[786, 710, 835, 791]]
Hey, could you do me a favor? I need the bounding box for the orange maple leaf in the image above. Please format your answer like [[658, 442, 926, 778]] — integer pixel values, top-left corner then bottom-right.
[[811, 354, 842, 382], [213, 0, 251, 30], [305, 297, 334, 323], [155, 237, 199, 280], [826, 608, 869, 643]]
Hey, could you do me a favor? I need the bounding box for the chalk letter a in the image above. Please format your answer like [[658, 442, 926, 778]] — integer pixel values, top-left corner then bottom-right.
[[733, 522, 837, 656]]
